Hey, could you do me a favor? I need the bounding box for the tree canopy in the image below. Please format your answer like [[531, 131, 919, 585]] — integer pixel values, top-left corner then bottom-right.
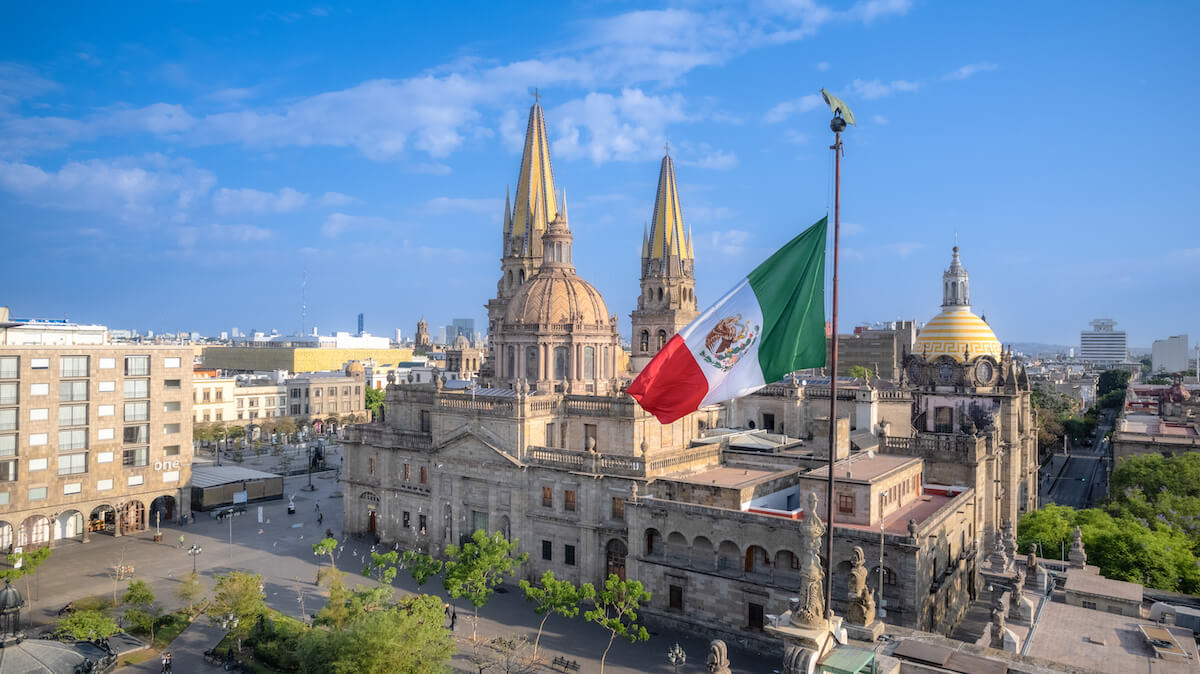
[[298, 595, 453, 674], [56, 609, 121, 641], [443, 529, 528, 640], [365, 386, 385, 419], [1097, 369, 1131, 396]]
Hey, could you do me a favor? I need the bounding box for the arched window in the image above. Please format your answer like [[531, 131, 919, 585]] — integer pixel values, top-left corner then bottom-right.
[[553, 347, 568, 380], [584, 346, 595, 379], [525, 346, 539, 379], [519, 269, 525, 284], [506, 270, 513, 288], [657, 330, 667, 350], [657, 287, 663, 302], [640, 330, 649, 353]]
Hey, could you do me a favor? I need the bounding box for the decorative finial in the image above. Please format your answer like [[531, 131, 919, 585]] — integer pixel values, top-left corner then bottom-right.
[[531, 87, 541, 105], [664, 140, 671, 157]]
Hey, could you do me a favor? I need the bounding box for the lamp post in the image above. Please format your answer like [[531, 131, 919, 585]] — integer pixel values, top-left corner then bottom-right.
[[667, 643, 686, 674], [302, 442, 316, 491], [188, 545, 203, 574]]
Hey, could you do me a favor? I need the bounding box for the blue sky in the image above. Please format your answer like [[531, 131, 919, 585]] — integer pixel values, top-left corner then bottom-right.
[[2, 1, 1197, 349]]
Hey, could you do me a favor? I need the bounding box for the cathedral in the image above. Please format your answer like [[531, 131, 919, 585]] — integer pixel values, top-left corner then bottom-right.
[[343, 99, 1036, 648]]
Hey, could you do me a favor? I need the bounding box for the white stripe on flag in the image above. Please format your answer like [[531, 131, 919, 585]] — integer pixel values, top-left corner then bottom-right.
[[678, 277, 768, 407]]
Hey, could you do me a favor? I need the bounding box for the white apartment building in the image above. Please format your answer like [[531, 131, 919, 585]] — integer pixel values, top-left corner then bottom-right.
[[1152, 334, 1189, 373], [1080, 318, 1128, 366]]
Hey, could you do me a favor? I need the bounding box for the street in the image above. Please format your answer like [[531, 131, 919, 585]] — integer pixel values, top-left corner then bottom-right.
[[13, 445, 777, 673], [1038, 410, 1113, 510]]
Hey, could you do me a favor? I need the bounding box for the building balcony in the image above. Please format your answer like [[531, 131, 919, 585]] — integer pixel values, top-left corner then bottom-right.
[[526, 445, 646, 477]]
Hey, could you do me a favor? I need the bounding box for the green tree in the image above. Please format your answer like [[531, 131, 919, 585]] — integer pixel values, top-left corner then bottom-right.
[[276, 417, 297, 443], [56, 609, 121, 641], [1017, 504, 1075, 559], [313, 537, 339, 585], [122, 579, 162, 643], [1097, 369, 1131, 396], [847, 365, 872, 380], [177, 571, 205, 618], [519, 571, 587, 660], [582, 574, 651, 674], [207, 571, 267, 631], [299, 595, 454, 674], [192, 422, 213, 449], [402, 550, 444, 589], [3, 547, 51, 620], [365, 386, 385, 419], [442, 529, 529, 640], [1145, 375, 1172, 385]]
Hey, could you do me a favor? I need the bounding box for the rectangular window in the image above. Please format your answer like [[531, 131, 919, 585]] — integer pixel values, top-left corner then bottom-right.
[[202, 390, 211, 402], [0, 408, 16, 431], [355, 386, 361, 395], [748, 602, 764, 630], [471, 510, 488, 534], [98, 404, 114, 417], [419, 514, 427, 534], [163, 401, 181, 412], [29, 432, 46, 446], [59, 404, 88, 426], [236, 398, 244, 409], [403, 511, 411, 529], [342, 387, 350, 396], [123, 425, 149, 445], [328, 387, 337, 396], [0, 382, 16, 405], [164, 379, 181, 390], [290, 404, 300, 415], [59, 428, 88, 450], [29, 486, 47, 501], [127, 474, 144, 486], [99, 357, 115, 369], [0, 460, 15, 482], [247, 398, 256, 407], [342, 401, 350, 412], [164, 423, 180, 434], [96, 451, 113, 463], [403, 463, 410, 481], [419, 466, 427, 484], [419, 410, 431, 432], [30, 382, 49, 396], [164, 445, 180, 456], [59, 380, 89, 402], [565, 544, 576, 566], [163, 470, 179, 482], [669, 585, 684, 611], [58, 453, 87, 475], [124, 355, 150, 376], [839, 494, 855, 514], [564, 490, 576, 512], [29, 457, 47, 471], [368, 457, 375, 475], [124, 401, 149, 421], [98, 381, 115, 393], [542, 540, 552, 561], [30, 408, 48, 421], [215, 411, 223, 421], [612, 496, 625, 521], [312, 403, 321, 414], [1082, 600, 1097, 610], [123, 379, 149, 399], [96, 478, 113, 491], [0, 356, 17, 379], [0, 492, 7, 504], [60, 355, 89, 377], [313, 388, 321, 398], [31, 358, 49, 370], [0, 434, 14, 457], [164, 357, 181, 368], [123, 448, 149, 467], [202, 411, 211, 422], [934, 406, 954, 434], [542, 486, 553, 508], [291, 388, 300, 399], [215, 389, 223, 401], [584, 423, 597, 451]]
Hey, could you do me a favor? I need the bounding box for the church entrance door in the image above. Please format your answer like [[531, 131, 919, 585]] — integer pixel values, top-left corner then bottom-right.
[[606, 539, 627, 581], [368, 510, 376, 536]]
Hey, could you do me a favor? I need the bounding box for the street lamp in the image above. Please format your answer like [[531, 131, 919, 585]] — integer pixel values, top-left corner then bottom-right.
[[187, 545, 203, 574], [302, 442, 316, 492], [667, 643, 686, 674]]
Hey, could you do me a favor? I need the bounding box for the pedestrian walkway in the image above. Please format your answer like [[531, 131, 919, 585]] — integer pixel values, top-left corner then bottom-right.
[[117, 620, 227, 673]]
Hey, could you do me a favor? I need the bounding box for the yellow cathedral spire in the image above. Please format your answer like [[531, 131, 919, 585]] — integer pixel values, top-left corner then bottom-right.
[[510, 102, 558, 257], [646, 153, 692, 262]]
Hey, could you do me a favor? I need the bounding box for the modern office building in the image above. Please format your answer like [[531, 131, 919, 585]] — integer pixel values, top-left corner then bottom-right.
[[357, 313, 365, 337], [0, 344, 194, 550], [1152, 334, 1189, 373], [1079, 319, 1127, 366]]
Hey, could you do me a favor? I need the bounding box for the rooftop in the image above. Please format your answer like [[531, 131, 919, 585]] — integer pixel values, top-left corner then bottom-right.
[[806, 453, 917, 483], [667, 465, 779, 489], [1023, 600, 1197, 673], [1063, 567, 1144, 603], [191, 465, 281, 489]]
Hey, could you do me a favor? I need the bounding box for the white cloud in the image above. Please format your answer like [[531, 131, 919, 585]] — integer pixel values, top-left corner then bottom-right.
[[816, 61, 831, 71], [318, 191, 355, 206], [842, 222, 865, 235], [873, 115, 889, 125], [943, 62, 998, 80], [425, 197, 505, 215], [886, 241, 925, 256], [680, 150, 738, 170], [177, 223, 275, 249], [848, 0, 912, 23], [0, 155, 214, 220], [551, 89, 689, 163], [848, 78, 921, 100], [764, 94, 824, 123], [0, 62, 59, 108], [784, 130, 809, 144], [1171, 248, 1200, 258], [707, 229, 750, 255], [212, 187, 309, 215], [321, 212, 391, 238]]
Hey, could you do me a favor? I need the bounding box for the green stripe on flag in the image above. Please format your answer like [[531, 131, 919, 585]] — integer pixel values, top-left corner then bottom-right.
[[746, 217, 828, 383]]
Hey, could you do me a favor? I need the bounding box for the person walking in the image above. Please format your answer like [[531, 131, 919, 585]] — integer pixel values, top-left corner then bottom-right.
[[178, 535, 185, 549], [161, 651, 172, 673], [317, 512, 324, 525], [450, 606, 457, 632]]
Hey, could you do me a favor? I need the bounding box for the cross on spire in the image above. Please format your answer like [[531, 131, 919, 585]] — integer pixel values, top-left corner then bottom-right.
[[664, 140, 671, 157], [531, 87, 541, 105]]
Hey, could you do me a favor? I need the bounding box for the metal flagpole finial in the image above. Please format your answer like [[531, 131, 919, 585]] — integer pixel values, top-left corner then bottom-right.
[[820, 88, 856, 131]]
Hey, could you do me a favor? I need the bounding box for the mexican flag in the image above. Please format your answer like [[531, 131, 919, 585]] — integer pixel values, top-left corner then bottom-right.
[[628, 217, 828, 424]]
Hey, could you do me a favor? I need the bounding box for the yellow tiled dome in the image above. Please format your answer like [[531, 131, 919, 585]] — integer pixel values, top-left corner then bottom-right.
[[914, 308, 1002, 362]]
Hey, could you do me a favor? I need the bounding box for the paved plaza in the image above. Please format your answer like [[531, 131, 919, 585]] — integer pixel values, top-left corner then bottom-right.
[[13, 443, 777, 673]]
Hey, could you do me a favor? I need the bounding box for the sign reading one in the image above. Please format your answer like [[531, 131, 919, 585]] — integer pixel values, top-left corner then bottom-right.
[[154, 459, 183, 472]]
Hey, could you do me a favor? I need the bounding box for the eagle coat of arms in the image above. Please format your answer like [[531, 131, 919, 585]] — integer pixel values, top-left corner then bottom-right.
[[698, 313, 760, 372]]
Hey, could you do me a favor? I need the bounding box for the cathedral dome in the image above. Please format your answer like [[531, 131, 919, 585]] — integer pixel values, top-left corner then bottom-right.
[[504, 271, 611, 327], [914, 308, 1002, 362]]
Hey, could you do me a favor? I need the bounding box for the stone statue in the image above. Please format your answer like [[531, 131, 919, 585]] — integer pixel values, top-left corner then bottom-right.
[[706, 640, 731, 674], [907, 518, 918, 540], [1002, 520, 1018, 564], [1069, 525, 1087, 568], [1009, 571, 1028, 623], [849, 586, 876, 626], [630, 481, 639, 503], [781, 645, 812, 674], [987, 537, 1008, 573], [789, 492, 827, 629], [586, 436, 597, 453], [846, 546, 876, 625], [1013, 567, 1026, 593], [1026, 543, 1039, 574], [639, 438, 649, 457], [847, 547, 868, 597], [988, 608, 1007, 650]]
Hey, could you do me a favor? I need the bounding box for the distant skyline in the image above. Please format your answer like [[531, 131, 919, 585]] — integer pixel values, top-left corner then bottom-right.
[[2, 2, 1197, 347]]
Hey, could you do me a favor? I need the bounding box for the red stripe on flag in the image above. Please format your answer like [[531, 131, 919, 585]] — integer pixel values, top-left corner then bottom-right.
[[627, 334, 708, 424]]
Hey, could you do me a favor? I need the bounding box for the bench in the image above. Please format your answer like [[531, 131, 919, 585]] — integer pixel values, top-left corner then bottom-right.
[[551, 656, 580, 672]]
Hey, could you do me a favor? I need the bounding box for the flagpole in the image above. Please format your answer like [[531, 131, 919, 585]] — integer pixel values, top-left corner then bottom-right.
[[825, 111, 846, 621]]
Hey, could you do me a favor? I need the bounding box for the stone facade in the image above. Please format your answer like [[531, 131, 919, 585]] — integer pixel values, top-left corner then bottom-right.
[[0, 346, 194, 550]]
